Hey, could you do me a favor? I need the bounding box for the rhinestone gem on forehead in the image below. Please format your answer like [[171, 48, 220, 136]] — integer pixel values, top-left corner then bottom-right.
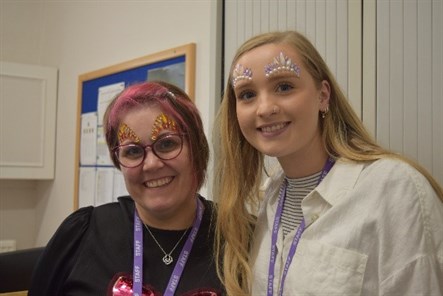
[[151, 113, 178, 141], [264, 51, 301, 78], [118, 123, 140, 143], [231, 63, 253, 87]]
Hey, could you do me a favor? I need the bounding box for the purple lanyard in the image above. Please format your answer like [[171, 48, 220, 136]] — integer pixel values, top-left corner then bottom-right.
[[133, 198, 204, 296], [267, 158, 335, 296]]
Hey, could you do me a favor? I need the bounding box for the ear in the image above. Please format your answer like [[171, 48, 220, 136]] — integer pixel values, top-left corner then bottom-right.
[[318, 80, 331, 110]]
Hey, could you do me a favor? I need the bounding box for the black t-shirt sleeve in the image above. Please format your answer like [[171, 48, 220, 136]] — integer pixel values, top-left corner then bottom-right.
[[28, 206, 93, 296]]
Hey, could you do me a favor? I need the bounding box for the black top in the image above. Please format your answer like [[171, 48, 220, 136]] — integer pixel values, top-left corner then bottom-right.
[[29, 196, 224, 296]]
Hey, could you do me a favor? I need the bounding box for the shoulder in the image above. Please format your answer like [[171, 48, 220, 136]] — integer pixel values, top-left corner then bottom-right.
[[198, 195, 217, 220], [29, 206, 95, 292], [196, 195, 218, 230], [363, 157, 417, 174], [345, 158, 442, 221], [319, 157, 441, 209], [87, 200, 125, 220], [95, 197, 131, 214], [47, 202, 118, 247], [362, 158, 433, 192], [86, 197, 133, 232], [333, 157, 430, 189], [198, 195, 215, 210], [53, 206, 94, 238]]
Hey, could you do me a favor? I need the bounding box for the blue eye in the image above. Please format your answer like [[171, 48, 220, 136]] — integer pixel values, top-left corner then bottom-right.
[[276, 82, 294, 93], [154, 136, 181, 153], [237, 90, 256, 101], [119, 144, 144, 160]]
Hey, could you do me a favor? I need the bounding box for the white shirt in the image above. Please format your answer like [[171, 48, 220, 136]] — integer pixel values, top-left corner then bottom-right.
[[250, 158, 443, 295]]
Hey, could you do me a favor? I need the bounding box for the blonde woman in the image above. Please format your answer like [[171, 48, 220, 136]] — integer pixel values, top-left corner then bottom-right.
[[214, 30, 443, 295]]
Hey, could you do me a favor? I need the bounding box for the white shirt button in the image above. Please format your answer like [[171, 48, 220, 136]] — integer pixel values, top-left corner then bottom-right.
[[311, 214, 319, 223]]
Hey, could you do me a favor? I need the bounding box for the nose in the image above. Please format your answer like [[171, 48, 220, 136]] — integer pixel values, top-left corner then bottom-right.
[[256, 94, 279, 117], [142, 147, 164, 171]]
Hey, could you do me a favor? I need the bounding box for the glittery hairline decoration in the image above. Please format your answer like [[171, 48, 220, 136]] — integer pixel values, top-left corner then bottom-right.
[[166, 91, 176, 100], [151, 113, 178, 141], [264, 52, 301, 78], [118, 123, 141, 143], [231, 64, 253, 87]]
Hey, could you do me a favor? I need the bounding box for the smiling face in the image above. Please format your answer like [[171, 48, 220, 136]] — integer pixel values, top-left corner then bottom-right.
[[118, 104, 196, 229], [233, 43, 330, 177]]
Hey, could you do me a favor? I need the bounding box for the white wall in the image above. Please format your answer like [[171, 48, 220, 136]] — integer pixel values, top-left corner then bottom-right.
[[375, 0, 443, 184], [0, 0, 222, 249]]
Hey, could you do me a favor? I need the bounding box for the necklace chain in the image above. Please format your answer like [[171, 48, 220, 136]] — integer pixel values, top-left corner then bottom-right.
[[143, 223, 189, 265]]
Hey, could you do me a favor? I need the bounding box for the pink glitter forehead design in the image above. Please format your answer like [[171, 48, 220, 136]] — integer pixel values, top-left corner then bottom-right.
[[118, 123, 141, 143], [151, 113, 178, 141], [264, 51, 301, 78]]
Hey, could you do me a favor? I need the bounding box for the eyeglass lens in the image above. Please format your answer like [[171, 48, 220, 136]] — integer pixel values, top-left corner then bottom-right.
[[115, 134, 183, 167]]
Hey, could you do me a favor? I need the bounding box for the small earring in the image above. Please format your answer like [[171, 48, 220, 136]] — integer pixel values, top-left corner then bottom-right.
[[321, 106, 329, 119]]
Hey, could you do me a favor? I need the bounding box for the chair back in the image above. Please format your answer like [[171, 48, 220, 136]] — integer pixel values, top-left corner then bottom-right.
[[0, 247, 45, 293]]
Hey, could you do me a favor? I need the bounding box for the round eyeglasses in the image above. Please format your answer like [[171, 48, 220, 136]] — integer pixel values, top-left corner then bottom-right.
[[113, 133, 185, 168]]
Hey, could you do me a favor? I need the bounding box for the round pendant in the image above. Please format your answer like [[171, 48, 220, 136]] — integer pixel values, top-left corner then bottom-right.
[[163, 254, 173, 265]]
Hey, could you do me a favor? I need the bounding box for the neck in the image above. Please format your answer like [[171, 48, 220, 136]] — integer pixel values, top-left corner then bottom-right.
[[279, 147, 329, 179], [135, 196, 198, 230]]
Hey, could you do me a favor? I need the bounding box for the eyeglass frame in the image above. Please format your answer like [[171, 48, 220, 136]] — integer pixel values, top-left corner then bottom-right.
[[112, 133, 186, 168]]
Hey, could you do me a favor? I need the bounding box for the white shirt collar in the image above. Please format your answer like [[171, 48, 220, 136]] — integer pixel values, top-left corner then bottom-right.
[[263, 158, 366, 228]]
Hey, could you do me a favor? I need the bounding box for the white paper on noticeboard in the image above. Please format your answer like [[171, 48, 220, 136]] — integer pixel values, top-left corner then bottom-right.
[[113, 169, 129, 202], [78, 166, 96, 208], [80, 112, 98, 165], [95, 167, 115, 206], [96, 126, 113, 166], [97, 82, 125, 126]]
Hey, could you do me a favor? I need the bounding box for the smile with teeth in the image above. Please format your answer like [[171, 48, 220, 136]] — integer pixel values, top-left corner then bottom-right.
[[260, 122, 287, 133], [144, 176, 173, 188]]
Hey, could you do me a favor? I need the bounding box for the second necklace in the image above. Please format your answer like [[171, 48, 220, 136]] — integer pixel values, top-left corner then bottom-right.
[[144, 224, 189, 265]]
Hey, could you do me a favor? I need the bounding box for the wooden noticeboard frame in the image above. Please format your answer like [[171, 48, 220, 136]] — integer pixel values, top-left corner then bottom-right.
[[74, 43, 196, 209]]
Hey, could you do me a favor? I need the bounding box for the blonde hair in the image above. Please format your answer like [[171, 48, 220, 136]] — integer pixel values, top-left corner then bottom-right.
[[213, 30, 443, 296]]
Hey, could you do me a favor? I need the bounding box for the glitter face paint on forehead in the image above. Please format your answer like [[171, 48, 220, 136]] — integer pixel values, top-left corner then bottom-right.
[[264, 51, 301, 78], [231, 64, 253, 87], [151, 113, 178, 141], [118, 123, 141, 143]]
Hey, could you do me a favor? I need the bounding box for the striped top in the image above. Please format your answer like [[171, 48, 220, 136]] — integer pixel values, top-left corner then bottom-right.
[[281, 171, 322, 238]]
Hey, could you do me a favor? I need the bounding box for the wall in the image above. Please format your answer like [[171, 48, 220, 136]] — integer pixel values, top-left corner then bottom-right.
[[0, 0, 222, 249]]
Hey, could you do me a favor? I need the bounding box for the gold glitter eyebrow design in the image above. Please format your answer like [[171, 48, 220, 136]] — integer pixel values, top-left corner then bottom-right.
[[118, 123, 141, 143], [151, 113, 178, 141]]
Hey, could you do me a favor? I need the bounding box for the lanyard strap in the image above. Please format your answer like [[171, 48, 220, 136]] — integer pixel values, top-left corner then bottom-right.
[[133, 198, 204, 296], [133, 211, 143, 296], [267, 158, 335, 296]]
